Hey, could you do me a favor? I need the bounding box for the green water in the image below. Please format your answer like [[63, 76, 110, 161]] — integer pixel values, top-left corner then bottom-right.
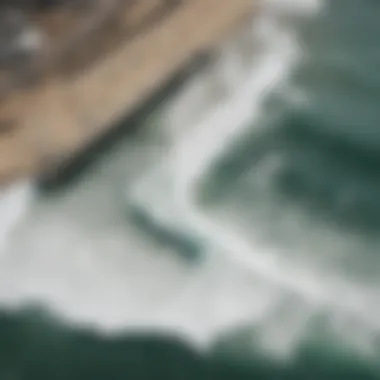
[[0, 308, 378, 380]]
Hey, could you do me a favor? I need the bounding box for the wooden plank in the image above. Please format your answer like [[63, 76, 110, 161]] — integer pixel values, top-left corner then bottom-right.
[[0, 0, 256, 184]]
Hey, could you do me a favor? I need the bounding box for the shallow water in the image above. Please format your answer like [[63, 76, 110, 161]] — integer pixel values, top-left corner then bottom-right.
[[0, 0, 380, 378]]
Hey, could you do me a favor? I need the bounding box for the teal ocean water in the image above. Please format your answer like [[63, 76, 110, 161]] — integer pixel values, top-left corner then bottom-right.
[[1, 0, 380, 378]]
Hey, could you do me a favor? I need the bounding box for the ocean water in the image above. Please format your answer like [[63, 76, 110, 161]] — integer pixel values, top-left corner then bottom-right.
[[0, 0, 380, 378]]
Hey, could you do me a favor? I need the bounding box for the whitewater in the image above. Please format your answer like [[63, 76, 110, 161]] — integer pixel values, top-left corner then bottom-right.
[[0, 0, 379, 372]]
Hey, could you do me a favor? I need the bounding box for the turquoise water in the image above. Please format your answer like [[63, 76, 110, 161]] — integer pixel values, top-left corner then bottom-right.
[[1, 0, 380, 378]]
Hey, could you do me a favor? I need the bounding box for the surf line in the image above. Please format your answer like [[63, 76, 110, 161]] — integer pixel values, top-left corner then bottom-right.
[[125, 4, 299, 256]]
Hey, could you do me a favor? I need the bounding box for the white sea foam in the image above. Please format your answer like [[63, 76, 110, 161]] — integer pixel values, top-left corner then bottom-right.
[[0, 181, 35, 253]]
